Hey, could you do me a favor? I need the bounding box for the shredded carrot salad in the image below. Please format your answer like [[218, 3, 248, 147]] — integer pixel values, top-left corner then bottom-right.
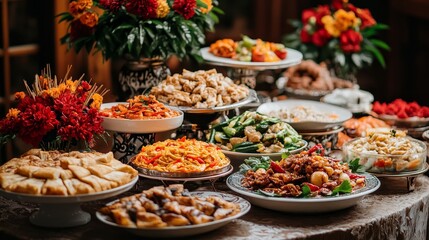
[[101, 95, 180, 120], [132, 137, 230, 173]]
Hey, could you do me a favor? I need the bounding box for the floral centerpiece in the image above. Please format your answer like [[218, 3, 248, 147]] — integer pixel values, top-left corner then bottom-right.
[[284, 0, 389, 80], [58, 0, 222, 61], [0, 66, 108, 151]]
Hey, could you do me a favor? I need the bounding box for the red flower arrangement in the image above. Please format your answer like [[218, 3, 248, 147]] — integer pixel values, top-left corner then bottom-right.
[[58, 0, 221, 61], [284, 0, 389, 80], [0, 66, 108, 151]]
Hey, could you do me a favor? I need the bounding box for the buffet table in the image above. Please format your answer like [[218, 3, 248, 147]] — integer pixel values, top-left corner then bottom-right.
[[1, 176, 428, 240]]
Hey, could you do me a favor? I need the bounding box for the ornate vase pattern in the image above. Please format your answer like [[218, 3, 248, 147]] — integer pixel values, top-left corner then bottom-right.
[[116, 57, 170, 101]]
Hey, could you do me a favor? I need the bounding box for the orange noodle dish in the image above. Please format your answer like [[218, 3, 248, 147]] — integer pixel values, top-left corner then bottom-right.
[[240, 144, 366, 197], [100, 95, 180, 120], [132, 137, 230, 173]]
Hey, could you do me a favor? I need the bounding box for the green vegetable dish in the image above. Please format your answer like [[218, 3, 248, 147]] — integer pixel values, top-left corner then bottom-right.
[[208, 111, 305, 153]]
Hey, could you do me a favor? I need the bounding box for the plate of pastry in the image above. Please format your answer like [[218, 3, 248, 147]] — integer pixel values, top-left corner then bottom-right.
[[96, 184, 251, 238], [0, 149, 138, 227]]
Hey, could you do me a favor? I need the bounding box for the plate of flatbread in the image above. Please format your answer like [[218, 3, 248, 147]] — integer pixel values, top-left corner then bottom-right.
[[0, 149, 138, 203]]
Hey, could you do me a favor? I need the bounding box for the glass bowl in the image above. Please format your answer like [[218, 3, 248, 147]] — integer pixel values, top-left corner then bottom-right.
[[343, 137, 427, 173]]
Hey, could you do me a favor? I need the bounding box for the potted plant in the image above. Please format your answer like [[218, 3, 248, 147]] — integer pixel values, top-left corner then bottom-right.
[[284, 0, 389, 82], [58, 0, 222, 100]]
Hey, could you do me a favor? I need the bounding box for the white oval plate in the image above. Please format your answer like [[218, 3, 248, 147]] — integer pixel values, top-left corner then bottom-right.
[[226, 172, 380, 213], [200, 47, 302, 70], [0, 176, 138, 204], [257, 99, 352, 131], [96, 191, 251, 238], [101, 102, 184, 133]]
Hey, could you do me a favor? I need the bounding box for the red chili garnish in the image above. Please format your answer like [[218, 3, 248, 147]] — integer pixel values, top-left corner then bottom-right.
[[270, 161, 285, 173], [348, 173, 365, 179], [186, 155, 205, 164], [178, 136, 186, 142], [145, 153, 162, 164], [308, 144, 325, 156], [303, 182, 320, 192]]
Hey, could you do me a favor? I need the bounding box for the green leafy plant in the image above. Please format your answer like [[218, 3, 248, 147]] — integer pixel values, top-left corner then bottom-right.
[[58, 0, 222, 62]]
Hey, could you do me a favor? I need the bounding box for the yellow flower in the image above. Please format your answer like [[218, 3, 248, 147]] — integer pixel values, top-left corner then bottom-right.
[[322, 15, 341, 37], [333, 9, 359, 31], [43, 88, 61, 99], [200, 0, 213, 14], [6, 108, 20, 118], [66, 80, 79, 92], [322, 10, 358, 37], [90, 93, 103, 109], [156, 0, 170, 18], [15, 91, 26, 100], [58, 83, 68, 93], [78, 0, 93, 9]]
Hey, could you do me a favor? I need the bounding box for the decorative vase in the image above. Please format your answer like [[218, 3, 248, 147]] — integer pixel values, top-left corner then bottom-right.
[[115, 57, 170, 101]]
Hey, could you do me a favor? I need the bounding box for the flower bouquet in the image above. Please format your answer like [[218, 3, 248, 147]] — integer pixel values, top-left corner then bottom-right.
[[284, 0, 389, 80], [0, 66, 108, 151], [58, 0, 222, 61]]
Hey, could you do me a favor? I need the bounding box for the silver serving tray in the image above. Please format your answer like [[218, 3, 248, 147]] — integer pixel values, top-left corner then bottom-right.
[[130, 161, 232, 178], [167, 90, 258, 114]]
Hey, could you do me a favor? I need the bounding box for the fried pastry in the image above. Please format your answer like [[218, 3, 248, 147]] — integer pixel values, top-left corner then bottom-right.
[[99, 185, 241, 228], [0, 173, 27, 189], [32, 167, 62, 179], [15, 166, 40, 178], [7, 178, 45, 194], [41, 179, 68, 195]]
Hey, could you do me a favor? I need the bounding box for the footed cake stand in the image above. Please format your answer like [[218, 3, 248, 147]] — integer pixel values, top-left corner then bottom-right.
[[100, 103, 184, 163], [200, 47, 303, 89], [0, 176, 138, 228]]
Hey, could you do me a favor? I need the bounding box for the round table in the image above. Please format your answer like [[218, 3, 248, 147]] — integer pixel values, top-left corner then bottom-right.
[[1, 176, 428, 240]]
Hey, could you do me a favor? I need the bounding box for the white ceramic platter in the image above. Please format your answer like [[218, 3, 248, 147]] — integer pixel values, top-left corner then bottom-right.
[[96, 191, 251, 238], [200, 47, 303, 70], [172, 90, 258, 114], [226, 172, 380, 213], [100, 103, 184, 133], [257, 99, 352, 131], [0, 176, 138, 227]]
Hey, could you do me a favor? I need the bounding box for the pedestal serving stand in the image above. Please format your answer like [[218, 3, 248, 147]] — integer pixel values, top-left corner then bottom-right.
[[100, 103, 184, 163], [200, 47, 303, 90], [0, 177, 138, 228]]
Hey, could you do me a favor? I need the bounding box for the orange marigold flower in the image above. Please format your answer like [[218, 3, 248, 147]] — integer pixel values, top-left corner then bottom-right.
[[69, 1, 86, 17], [79, 12, 98, 28], [156, 0, 170, 18], [200, 0, 213, 14], [357, 8, 376, 29], [6, 108, 20, 118], [15, 91, 26, 100], [90, 93, 103, 109], [78, 0, 93, 9]]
